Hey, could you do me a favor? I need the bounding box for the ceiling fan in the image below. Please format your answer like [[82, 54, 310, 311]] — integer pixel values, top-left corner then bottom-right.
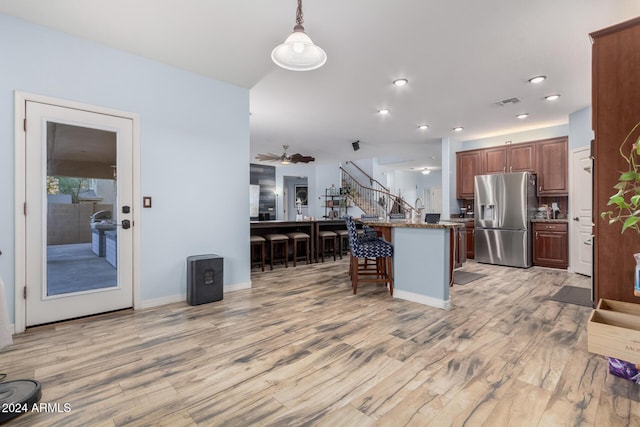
[[255, 145, 315, 164]]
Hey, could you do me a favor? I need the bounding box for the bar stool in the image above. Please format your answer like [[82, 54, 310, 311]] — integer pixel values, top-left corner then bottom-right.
[[318, 230, 337, 262], [286, 232, 310, 267], [250, 235, 266, 272], [335, 229, 349, 259], [264, 233, 289, 270], [344, 216, 393, 295]]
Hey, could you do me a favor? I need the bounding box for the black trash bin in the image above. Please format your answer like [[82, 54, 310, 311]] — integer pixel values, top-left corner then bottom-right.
[[187, 254, 223, 305]]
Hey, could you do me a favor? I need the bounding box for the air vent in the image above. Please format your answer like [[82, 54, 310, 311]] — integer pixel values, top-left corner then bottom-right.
[[496, 97, 521, 106]]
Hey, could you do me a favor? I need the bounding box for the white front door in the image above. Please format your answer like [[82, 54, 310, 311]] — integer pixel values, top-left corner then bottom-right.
[[570, 146, 593, 276], [24, 100, 134, 326]]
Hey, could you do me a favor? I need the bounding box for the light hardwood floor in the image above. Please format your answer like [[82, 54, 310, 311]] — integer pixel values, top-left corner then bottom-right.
[[3, 260, 638, 426]]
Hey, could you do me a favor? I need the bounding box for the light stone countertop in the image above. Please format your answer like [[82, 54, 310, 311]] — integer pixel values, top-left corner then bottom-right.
[[360, 219, 463, 229]]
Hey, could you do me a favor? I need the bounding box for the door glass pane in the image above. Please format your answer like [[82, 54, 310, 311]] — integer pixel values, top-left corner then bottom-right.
[[46, 122, 118, 296]]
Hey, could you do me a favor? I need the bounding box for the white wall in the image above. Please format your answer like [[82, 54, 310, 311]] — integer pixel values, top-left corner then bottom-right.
[[0, 14, 250, 322]]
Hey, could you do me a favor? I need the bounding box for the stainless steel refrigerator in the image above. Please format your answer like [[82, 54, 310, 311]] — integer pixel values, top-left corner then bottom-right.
[[474, 172, 537, 268]]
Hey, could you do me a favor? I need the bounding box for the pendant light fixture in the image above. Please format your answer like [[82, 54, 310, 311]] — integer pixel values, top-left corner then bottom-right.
[[271, 0, 327, 71]]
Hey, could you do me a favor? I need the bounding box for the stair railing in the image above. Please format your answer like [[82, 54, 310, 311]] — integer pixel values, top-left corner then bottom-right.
[[339, 167, 415, 219]]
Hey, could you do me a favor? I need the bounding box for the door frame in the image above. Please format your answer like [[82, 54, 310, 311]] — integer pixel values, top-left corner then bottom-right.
[[14, 91, 141, 333]]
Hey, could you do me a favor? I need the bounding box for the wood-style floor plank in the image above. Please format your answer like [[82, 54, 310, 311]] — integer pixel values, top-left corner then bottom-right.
[[2, 258, 635, 426]]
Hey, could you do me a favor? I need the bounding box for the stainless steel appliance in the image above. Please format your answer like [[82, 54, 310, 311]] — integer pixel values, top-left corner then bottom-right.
[[474, 172, 537, 268]]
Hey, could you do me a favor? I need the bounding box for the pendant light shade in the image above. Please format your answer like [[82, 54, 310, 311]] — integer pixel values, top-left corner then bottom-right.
[[272, 1, 326, 71]]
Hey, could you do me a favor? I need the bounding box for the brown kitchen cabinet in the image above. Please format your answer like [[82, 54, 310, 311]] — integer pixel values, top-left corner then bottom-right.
[[533, 222, 568, 269], [482, 143, 536, 174], [465, 221, 475, 259], [591, 17, 640, 304], [536, 137, 568, 196], [456, 149, 482, 199]]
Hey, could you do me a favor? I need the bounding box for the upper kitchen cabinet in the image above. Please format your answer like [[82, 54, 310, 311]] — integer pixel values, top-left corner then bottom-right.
[[482, 143, 536, 174], [509, 142, 536, 173], [482, 147, 507, 174], [456, 149, 483, 199], [536, 137, 568, 196]]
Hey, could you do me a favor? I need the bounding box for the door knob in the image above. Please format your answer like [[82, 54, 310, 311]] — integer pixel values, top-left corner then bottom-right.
[[115, 220, 132, 229], [573, 217, 579, 221]]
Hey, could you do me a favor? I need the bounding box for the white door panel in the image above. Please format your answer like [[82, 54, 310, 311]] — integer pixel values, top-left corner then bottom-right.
[[25, 101, 133, 326], [570, 146, 593, 277]]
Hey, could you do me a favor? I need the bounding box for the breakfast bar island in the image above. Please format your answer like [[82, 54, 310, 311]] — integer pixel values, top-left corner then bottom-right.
[[362, 220, 463, 309]]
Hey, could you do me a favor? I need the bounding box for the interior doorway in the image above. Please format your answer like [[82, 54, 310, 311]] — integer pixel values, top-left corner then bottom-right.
[[283, 176, 308, 220], [14, 93, 140, 331]]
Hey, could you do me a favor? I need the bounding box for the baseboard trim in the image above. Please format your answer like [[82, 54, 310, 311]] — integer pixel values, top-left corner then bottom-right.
[[140, 281, 252, 309], [393, 289, 451, 310]]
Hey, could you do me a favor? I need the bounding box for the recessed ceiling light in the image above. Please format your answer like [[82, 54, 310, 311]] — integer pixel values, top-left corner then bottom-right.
[[528, 75, 547, 84], [393, 78, 408, 86], [418, 124, 429, 130], [421, 168, 431, 175], [378, 108, 390, 115], [453, 126, 464, 132], [516, 113, 529, 119], [545, 94, 560, 101]]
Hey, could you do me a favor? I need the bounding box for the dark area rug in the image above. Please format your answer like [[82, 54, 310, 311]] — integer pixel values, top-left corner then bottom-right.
[[453, 271, 486, 285], [549, 285, 592, 307]]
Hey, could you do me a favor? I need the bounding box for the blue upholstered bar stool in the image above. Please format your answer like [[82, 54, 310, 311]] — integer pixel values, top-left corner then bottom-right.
[[344, 216, 393, 295], [286, 232, 311, 267], [264, 233, 289, 270]]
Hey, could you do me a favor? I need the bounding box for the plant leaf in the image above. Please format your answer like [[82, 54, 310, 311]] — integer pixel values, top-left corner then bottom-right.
[[632, 195, 640, 208], [608, 195, 628, 208], [614, 182, 628, 190], [620, 171, 637, 181], [622, 216, 640, 233]]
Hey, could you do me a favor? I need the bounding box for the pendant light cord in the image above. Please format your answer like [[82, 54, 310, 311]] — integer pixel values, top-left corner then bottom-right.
[[296, 0, 304, 25]]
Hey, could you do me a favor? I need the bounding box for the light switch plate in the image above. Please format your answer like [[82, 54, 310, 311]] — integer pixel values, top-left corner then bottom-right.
[[143, 196, 152, 208]]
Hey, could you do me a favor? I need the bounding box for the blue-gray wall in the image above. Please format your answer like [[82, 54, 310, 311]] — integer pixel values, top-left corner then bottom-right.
[[0, 14, 250, 322], [569, 106, 592, 151]]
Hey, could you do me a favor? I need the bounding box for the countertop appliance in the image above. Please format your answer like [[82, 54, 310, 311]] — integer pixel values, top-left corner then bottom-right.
[[474, 172, 537, 268]]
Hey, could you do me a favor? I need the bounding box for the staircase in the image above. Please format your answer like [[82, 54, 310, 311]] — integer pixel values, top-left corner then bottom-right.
[[340, 162, 415, 219]]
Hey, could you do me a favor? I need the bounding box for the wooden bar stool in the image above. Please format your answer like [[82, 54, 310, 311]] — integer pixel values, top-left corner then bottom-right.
[[250, 235, 266, 271], [335, 229, 349, 259], [286, 232, 311, 267], [317, 230, 337, 262], [264, 233, 289, 270]]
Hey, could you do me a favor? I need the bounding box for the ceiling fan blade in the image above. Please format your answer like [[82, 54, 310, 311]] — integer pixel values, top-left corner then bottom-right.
[[255, 153, 281, 161], [290, 153, 315, 163]]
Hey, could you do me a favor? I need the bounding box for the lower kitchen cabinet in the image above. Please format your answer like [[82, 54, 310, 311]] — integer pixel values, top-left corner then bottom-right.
[[533, 222, 568, 269], [466, 221, 475, 259], [455, 226, 467, 268]]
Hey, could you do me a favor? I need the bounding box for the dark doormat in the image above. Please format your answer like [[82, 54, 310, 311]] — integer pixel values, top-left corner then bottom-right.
[[453, 271, 486, 285], [549, 285, 592, 307]]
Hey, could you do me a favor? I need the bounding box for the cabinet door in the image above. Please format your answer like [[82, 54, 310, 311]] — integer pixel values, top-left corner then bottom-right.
[[483, 147, 507, 174], [537, 137, 568, 195], [456, 150, 482, 199], [466, 223, 475, 259], [508, 143, 536, 172], [533, 224, 568, 268]]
